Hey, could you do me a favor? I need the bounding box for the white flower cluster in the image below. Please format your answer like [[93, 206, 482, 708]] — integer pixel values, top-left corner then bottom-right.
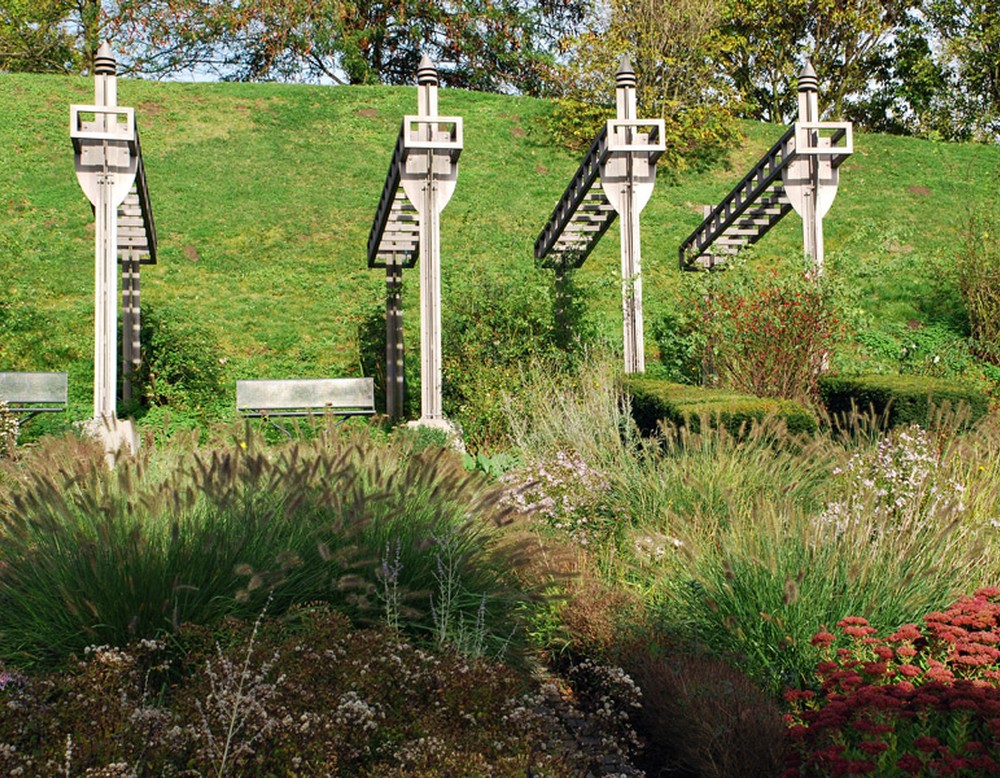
[[83, 645, 135, 668], [332, 691, 383, 734], [386, 735, 449, 768], [632, 532, 684, 563], [500, 450, 610, 545], [819, 424, 965, 538], [0, 401, 18, 459], [568, 659, 643, 755]]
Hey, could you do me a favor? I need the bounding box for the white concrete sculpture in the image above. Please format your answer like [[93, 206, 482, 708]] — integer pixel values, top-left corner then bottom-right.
[[367, 55, 462, 422], [71, 42, 156, 457], [679, 61, 851, 274], [535, 57, 664, 374]]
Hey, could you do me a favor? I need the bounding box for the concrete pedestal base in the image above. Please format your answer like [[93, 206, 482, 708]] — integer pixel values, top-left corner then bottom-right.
[[81, 415, 138, 466]]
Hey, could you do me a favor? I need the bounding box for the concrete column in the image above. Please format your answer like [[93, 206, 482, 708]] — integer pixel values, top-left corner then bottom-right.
[[72, 40, 141, 461], [93, 44, 121, 420], [797, 61, 823, 276], [416, 56, 442, 420]]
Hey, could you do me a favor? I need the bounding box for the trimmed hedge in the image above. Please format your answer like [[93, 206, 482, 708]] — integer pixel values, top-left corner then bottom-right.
[[624, 377, 819, 437], [818, 373, 990, 429]]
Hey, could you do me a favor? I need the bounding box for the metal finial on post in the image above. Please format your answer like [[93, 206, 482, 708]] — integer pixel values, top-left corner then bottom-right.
[[615, 54, 637, 122], [615, 55, 637, 88], [416, 54, 439, 123], [94, 42, 116, 75], [797, 60, 819, 124], [798, 60, 818, 93], [416, 54, 439, 86]]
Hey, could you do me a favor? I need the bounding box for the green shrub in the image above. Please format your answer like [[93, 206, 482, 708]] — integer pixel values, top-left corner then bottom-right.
[[818, 373, 990, 429], [956, 210, 1000, 366], [625, 376, 818, 437], [650, 304, 706, 384], [127, 303, 228, 421], [547, 95, 739, 175], [547, 98, 614, 153], [442, 265, 596, 452]]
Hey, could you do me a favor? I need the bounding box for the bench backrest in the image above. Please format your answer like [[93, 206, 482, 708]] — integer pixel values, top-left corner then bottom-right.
[[236, 378, 375, 416], [0, 372, 68, 412]]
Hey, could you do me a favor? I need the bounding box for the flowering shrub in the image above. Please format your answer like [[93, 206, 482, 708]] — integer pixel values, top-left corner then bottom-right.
[[818, 424, 966, 539], [697, 273, 844, 403], [0, 606, 647, 776], [783, 588, 1000, 776], [500, 450, 611, 546]]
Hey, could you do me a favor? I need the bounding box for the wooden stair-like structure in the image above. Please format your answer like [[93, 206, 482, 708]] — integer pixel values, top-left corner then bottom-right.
[[679, 119, 851, 270], [535, 125, 618, 269], [679, 125, 797, 270], [117, 134, 156, 264], [367, 128, 420, 269]]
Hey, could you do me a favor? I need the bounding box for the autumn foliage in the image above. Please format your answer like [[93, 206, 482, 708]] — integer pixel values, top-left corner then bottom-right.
[[697, 273, 845, 404]]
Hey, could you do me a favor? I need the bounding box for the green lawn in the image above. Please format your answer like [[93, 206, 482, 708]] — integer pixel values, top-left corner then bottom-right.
[[1, 72, 998, 422]]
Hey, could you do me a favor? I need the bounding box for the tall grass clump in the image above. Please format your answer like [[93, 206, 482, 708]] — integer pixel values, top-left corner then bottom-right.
[[0, 426, 532, 667], [662, 415, 1000, 694], [505, 358, 999, 697], [499, 354, 651, 551]]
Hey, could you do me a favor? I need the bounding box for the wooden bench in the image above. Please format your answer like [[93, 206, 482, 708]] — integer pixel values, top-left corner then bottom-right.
[[236, 377, 375, 434], [0, 372, 68, 420]]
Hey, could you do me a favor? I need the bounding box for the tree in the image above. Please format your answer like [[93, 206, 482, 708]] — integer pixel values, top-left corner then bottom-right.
[[842, 9, 952, 136], [0, 0, 104, 73], [556, 0, 739, 167], [809, 0, 912, 120], [113, 0, 588, 93], [845, 0, 999, 140], [2, 0, 589, 93], [720, 0, 810, 122], [924, 0, 1000, 140]]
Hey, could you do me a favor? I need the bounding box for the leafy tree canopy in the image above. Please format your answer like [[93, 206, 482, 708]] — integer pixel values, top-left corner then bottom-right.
[[6, 0, 590, 94]]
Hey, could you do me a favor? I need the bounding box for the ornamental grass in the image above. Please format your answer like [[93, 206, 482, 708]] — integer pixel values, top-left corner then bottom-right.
[[0, 425, 535, 668]]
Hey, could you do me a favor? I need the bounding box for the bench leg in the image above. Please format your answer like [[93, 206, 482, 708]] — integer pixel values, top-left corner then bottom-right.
[[265, 416, 294, 442]]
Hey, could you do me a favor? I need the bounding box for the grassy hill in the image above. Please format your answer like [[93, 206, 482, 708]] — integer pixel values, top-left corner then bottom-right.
[[2, 72, 999, 429]]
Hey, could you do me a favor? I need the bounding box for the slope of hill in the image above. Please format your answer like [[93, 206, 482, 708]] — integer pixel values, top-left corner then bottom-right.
[[1, 73, 998, 425]]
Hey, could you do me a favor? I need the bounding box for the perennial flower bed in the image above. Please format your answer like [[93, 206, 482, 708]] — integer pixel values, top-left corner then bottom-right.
[[783, 588, 1000, 776]]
